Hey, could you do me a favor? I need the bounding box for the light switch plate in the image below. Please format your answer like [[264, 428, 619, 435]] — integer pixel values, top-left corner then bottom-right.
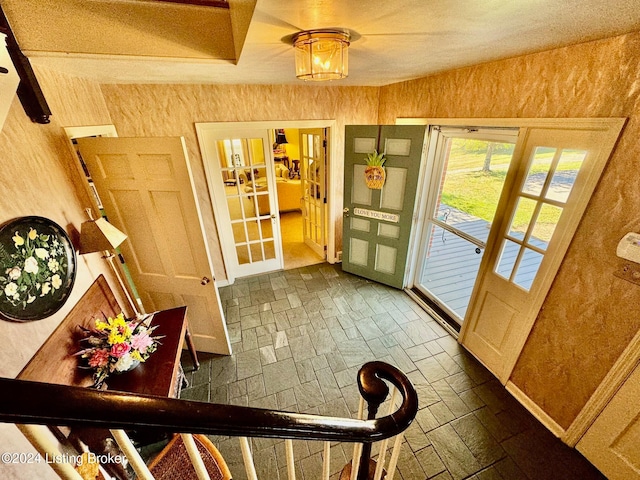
[[614, 263, 640, 286]]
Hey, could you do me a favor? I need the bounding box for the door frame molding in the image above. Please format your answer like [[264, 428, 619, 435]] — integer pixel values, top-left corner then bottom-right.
[[564, 327, 640, 446], [196, 120, 338, 284]]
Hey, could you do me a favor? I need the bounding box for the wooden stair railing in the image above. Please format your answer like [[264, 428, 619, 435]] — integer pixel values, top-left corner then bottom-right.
[[0, 361, 418, 480]]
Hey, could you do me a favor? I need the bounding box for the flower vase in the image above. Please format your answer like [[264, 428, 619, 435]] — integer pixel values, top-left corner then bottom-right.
[[115, 360, 140, 374]]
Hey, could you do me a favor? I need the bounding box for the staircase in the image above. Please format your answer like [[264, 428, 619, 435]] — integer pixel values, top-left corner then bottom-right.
[[0, 361, 417, 480]]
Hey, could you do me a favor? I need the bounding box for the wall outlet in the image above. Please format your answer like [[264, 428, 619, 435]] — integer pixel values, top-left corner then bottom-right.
[[614, 263, 640, 286]]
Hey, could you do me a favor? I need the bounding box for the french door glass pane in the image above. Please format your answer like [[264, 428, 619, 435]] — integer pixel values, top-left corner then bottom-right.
[[531, 204, 563, 248], [248, 138, 265, 166], [260, 218, 273, 238], [496, 239, 520, 280], [513, 248, 544, 290], [227, 197, 242, 220], [508, 197, 536, 239], [249, 242, 263, 261], [546, 149, 587, 203], [236, 245, 249, 264], [232, 223, 246, 243], [246, 220, 261, 241], [264, 241, 276, 260], [522, 146, 555, 196], [306, 134, 312, 157]]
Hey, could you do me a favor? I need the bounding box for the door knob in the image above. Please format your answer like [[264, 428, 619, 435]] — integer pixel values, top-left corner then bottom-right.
[[201, 276, 211, 285], [343, 207, 350, 217]]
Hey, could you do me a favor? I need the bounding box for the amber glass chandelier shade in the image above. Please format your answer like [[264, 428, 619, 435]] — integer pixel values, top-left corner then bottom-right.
[[293, 30, 350, 81]]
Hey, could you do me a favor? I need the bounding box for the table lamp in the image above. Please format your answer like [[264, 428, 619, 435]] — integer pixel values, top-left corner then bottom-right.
[[79, 208, 140, 316]]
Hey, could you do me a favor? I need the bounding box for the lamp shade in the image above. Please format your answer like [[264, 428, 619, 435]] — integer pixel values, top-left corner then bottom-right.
[[79, 217, 127, 254], [293, 29, 350, 81], [275, 129, 288, 144]]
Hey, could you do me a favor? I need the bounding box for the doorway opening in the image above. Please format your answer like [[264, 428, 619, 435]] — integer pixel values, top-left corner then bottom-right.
[[196, 120, 337, 284], [411, 127, 518, 328], [271, 127, 326, 271]]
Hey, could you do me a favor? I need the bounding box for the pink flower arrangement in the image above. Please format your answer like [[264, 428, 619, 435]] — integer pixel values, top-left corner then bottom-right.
[[130, 332, 155, 354], [75, 313, 162, 388], [110, 342, 131, 358]]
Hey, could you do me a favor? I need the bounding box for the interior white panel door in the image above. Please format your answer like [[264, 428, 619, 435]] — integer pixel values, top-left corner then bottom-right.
[[77, 136, 231, 355]]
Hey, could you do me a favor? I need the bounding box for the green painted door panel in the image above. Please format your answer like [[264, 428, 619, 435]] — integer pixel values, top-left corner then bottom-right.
[[343, 125, 426, 288]]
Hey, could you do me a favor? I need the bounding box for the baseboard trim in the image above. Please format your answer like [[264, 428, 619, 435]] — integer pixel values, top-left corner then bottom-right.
[[506, 381, 566, 439]]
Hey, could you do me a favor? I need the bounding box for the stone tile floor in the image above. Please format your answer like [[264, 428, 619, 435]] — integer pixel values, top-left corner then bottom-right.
[[180, 263, 604, 480]]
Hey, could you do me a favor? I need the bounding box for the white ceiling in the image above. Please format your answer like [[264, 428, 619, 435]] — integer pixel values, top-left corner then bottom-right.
[[5, 0, 640, 86]]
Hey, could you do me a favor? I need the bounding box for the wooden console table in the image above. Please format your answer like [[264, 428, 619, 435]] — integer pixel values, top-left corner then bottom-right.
[[18, 275, 199, 398], [15, 276, 201, 479]]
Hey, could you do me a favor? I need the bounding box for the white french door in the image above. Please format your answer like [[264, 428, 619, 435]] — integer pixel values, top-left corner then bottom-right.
[[402, 117, 624, 382], [197, 127, 283, 280], [299, 128, 327, 258], [459, 120, 625, 382]]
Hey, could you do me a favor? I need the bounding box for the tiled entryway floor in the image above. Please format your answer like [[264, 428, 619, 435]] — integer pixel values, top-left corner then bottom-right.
[[180, 263, 604, 480]]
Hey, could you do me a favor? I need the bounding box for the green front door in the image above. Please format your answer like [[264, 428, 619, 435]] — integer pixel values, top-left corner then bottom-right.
[[343, 125, 426, 288]]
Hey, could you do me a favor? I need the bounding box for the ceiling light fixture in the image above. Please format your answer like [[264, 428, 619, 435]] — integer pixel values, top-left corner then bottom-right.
[[292, 29, 350, 81]]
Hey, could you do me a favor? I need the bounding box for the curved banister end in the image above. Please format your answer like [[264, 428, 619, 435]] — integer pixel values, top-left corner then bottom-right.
[[358, 361, 390, 407], [357, 361, 419, 434]]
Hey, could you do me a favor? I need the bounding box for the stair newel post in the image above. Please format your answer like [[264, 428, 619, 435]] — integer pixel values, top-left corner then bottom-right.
[[356, 363, 390, 480]]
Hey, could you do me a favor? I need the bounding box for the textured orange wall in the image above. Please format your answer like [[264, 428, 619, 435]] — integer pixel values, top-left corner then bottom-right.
[[0, 67, 120, 479], [99, 84, 380, 277], [379, 32, 640, 428], [0, 68, 120, 377]]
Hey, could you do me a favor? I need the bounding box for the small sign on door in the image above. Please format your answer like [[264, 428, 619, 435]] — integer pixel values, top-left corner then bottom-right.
[[353, 208, 400, 223]]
